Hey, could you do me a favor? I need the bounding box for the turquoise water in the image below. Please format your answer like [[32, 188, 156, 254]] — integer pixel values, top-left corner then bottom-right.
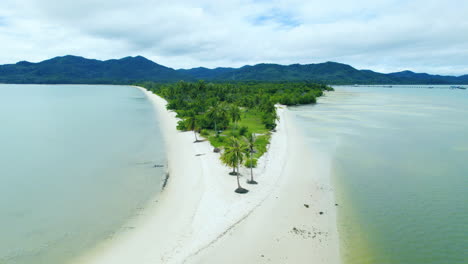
[[291, 86, 468, 264], [0, 85, 166, 264]]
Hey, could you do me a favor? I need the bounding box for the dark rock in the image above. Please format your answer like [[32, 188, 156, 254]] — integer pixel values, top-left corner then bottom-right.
[[213, 147, 221, 153], [304, 204, 309, 208], [162, 173, 170, 189], [319, 211, 324, 215]]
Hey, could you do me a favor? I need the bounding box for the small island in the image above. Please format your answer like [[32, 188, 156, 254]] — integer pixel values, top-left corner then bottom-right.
[[78, 81, 343, 264], [138, 81, 333, 193]]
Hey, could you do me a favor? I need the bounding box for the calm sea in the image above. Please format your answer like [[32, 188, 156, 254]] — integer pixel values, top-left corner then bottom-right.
[[0, 85, 166, 264], [291, 86, 468, 264]]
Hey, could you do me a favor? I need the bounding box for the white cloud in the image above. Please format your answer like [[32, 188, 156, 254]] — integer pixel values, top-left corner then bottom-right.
[[0, 0, 467, 75]]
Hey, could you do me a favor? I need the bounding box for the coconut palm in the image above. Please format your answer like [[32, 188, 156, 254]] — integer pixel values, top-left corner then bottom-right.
[[228, 104, 242, 130], [221, 136, 249, 193], [207, 103, 229, 136], [244, 132, 257, 184], [258, 100, 276, 114], [221, 148, 237, 175], [206, 106, 219, 133], [185, 113, 199, 142], [221, 137, 244, 175]]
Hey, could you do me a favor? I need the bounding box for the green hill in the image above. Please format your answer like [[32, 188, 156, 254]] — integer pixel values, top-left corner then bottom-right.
[[0, 55, 190, 84], [1, 55, 466, 84]]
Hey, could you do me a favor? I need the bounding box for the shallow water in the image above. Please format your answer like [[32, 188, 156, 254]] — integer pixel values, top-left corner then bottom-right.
[[291, 86, 468, 264], [0, 85, 166, 264]]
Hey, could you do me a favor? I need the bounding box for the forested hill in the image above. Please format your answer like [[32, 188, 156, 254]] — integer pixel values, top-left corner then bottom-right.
[[0, 55, 188, 84], [180, 62, 468, 84], [1, 55, 467, 84]]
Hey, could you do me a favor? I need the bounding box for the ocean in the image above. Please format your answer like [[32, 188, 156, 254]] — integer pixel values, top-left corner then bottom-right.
[[291, 85, 468, 264], [0, 85, 166, 264]]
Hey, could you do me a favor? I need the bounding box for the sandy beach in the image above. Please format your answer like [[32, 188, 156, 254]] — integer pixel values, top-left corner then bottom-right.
[[73, 86, 340, 264]]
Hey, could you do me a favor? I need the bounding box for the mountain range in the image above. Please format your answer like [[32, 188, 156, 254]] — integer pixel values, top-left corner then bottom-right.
[[0, 55, 467, 84]]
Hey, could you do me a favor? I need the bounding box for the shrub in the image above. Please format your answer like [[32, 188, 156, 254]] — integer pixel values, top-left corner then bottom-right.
[[176, 119, 188, 131], [226, 129, 240, 137], [254, 135, 270, 157], [262, 113, 277, 130], [208, 135, 226, 148], [200, 129, 210, 137], [239, 126, 249, 136]]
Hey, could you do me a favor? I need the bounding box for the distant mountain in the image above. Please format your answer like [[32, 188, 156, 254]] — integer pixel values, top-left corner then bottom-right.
[[179, 62, 467, 84], [0, 55, 467, 84], [0, 55, 190, 84], [177, 67, 235, 80], [205, 62, 397, 84], [387, 70, 463, 84]]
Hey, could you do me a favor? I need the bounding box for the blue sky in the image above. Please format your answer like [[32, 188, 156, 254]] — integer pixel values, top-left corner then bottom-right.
[[0, 0, 467, 75], [252, 8, 301, 28]]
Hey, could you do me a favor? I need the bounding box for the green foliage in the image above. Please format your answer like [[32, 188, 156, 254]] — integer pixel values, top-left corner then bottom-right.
[[208, 135, 226, 148], [221, 137, 249, 171], [206, 103, 230, 132], [226, 129, 240, 138], [245, 158, 258, 168], [141, 81, 329, 163], [228, 104, 242, 127], [239, 126, 249, 136], [254, 135, 270, 158], [262, 112, 278, 130], [185, 112, 199, 132], [143, 81, 329, 131], [176, 119, 188, 131], [200, 129, 210, 137], [237, 110, 269, 134]]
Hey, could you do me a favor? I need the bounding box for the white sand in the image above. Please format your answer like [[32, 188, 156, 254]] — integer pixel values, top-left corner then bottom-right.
[[73, 87, 340, 264]]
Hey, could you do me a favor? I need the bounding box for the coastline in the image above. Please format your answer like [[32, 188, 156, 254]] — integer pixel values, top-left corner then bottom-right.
[[73, 86, 340, 264]]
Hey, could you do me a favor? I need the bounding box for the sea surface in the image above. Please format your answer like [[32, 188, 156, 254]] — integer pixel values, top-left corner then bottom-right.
[[0, 85, 166, 264], [291, 85, 468, 264]]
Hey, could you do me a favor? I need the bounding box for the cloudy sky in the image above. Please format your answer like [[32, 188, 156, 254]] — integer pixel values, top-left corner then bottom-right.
[[1, 0, 467, 75]]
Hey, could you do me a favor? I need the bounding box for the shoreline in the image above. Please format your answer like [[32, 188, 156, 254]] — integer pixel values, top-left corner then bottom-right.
[[73, 86, 340, 264]]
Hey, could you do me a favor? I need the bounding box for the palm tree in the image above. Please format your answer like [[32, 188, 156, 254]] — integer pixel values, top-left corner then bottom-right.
[[207, 103, 229, 136], [221, 148, 237, 175], [221, 137, 249, 193], [244, 132, 257, 184], [206, 106, 218, 133], [186, 113, 199, 143], [228, 104, 241, 130], [222, 137, 244, 175], [258, 100, 276, 114]]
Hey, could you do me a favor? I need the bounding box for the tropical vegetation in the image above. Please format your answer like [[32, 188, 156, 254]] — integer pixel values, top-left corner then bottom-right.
[[139, 80, 332, 192], [245, 132, 258, 184], [221, 137, 249, 193]]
